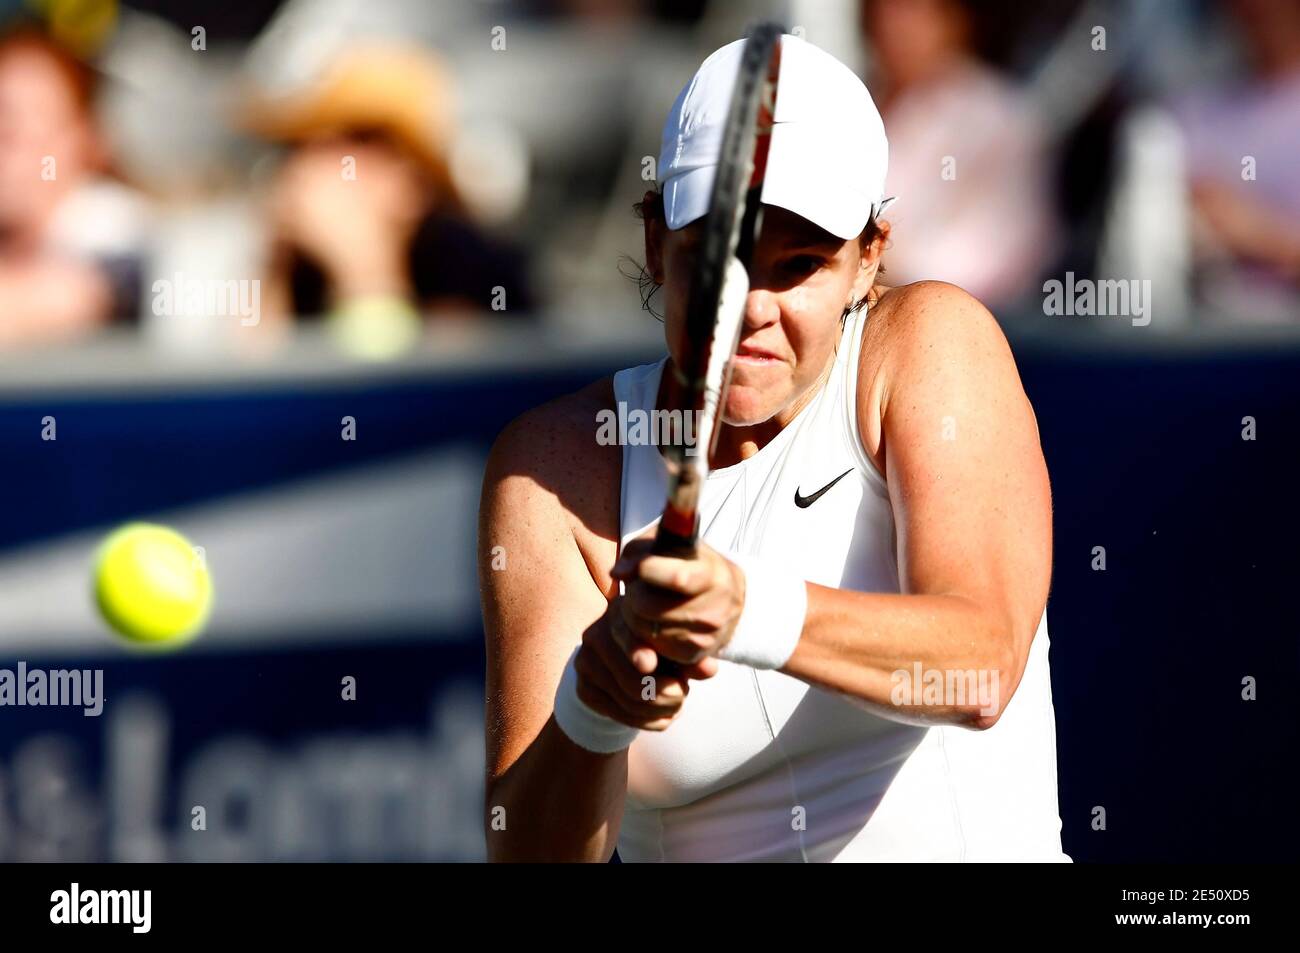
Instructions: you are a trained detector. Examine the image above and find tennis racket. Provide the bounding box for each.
[652,22,784,670]
[655,18,774,556]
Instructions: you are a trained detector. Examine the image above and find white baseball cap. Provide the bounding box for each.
[657,34,893,241]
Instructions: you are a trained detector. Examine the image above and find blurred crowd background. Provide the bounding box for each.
[1,0,1297,863]
[0,0,1296,356]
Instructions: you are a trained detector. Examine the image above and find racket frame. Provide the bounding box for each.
[653,22,785,560]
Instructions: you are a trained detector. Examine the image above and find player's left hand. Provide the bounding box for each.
[610,528,745,667]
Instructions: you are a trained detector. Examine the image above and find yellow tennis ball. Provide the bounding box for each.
[327,296,422,361]
[93,523,213,646]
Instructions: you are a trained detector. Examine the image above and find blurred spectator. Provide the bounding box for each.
[1171,0,1300,323]
[244,43,535,334]
[0,27,148,349]
[861,0,1057,312]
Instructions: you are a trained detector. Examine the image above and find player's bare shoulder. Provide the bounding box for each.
[856,281,1021,467]
[872,278,1008,355]
[479,377,623,595]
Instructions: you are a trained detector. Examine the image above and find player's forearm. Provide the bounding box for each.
[781,584,1021,729]
[485,717,627,862]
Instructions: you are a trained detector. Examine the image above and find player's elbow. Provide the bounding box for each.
[953,681,1007,731]
[955,619,1025,731]
[954,681,1008,731]
[961,705,1004,732]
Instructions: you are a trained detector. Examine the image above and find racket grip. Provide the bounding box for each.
[656,660,683,680]
[650,526,694,678]
[652,525,696,558]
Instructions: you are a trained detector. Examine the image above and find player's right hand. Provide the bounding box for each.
[574,596,718,731]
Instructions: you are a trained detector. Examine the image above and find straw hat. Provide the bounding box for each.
[242,43,459,207]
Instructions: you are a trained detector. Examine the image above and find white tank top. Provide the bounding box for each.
[613,304,1069,862]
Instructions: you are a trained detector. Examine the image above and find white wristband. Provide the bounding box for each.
[717,553,807,670]
[552,646,639,754]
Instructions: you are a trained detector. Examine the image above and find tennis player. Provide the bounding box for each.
[480,34,1068,862]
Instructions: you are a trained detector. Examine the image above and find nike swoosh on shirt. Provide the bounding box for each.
[794,468,854,508]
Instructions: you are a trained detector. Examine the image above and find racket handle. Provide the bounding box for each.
[649,525,695,679]
[656,660,683,681]
[651,524,697,558]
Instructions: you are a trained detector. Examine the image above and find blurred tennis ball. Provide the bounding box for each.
[93,523,212,647]
[327,296,422,361]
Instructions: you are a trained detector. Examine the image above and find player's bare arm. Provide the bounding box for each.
[479,382,712,861]
[789,280,1052,727]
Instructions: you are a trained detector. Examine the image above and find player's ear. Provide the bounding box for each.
[851,219,890,301]
[642,190,665,283]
